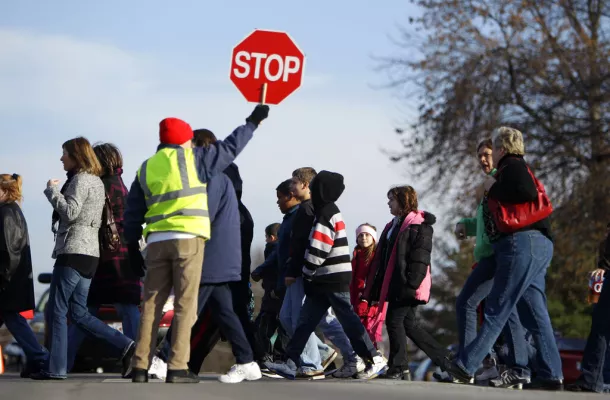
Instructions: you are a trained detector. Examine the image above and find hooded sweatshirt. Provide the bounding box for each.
[302,171,352,292]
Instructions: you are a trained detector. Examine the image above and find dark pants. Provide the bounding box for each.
[0,312,48,367]
[577,277,610,392]
[230,281,265,361]
[386,303,448,369]
[286,291,377,366]
[160,283,253,365]
[45,266,132,378]
[254,292,285,361]
[187,307,222,374]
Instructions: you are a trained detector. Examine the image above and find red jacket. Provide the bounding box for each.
[350,248,373,306]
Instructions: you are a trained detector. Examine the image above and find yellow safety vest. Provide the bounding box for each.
[137,147,210,239]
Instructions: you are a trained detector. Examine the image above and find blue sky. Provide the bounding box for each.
[1,1,435,298]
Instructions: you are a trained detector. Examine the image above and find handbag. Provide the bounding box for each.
[488,165,553,233]
[100,192,121,253]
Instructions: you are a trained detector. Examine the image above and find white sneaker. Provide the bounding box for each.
[321,350,338,370]
[148,356,167,381]
[475,365,499,382]
[332,356,366,378]
[356,355,388,380]
[218,362,262,384]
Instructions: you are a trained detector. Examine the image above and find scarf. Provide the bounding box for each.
[51,170,76,236]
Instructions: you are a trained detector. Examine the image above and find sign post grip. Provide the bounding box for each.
[260,82,268,105]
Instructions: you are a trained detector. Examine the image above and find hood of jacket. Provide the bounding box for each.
[422,211,436,226]
[310,170,345,211]
[223,163,243,201]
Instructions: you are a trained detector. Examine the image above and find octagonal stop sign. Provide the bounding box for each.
[230,29,305,105]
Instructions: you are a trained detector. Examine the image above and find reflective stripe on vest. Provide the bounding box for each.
[138,147,210,239]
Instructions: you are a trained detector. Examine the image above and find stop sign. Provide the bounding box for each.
[230,29,305,105]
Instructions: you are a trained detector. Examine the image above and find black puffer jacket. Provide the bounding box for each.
[369,212,435,305]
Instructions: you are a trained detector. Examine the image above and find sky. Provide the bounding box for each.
[0,1,436,298]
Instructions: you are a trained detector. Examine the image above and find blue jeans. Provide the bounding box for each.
[457,231,562,380]
[578,276,610,392]
[456,255,539,377]
[286,290,377,366]
[66,303,140,371]
[318,307,357,363]
[44,266,133,378]
[0,312,48,366]
[279,278,328,372]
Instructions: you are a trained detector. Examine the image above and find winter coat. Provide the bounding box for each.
[0,202,35,313]
[275,205,299,294]
[484,154,552,242]
[45,172,105,259]
[364,211,435,306]
[303,171,352,293]
[252,242,279,292]
[350,247,373,307]
[87,171,142,306]
[286,199,315,279]
[200,173,242,284]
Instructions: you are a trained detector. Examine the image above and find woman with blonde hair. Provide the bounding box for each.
[0,173,49,377]
[32,137,135,380]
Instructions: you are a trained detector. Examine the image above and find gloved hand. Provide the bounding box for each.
[356,300,369,317]
[246,105,270,126]
[127,242,146,278]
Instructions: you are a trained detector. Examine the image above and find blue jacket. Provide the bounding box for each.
[275,205,299,293]
[200,173,241,284]
[123,122,256,243]
[251,241,278,292]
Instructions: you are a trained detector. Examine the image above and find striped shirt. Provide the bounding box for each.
[303,206,352,292]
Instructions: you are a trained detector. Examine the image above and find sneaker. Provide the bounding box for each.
[321,350,338,371]
[475,365,499,382]
[489,369,531,389]
[296,369,325,380]
[219,362,262,383]
[121,341,136,378]
[265,359,298,380]
[355,355,388,380]
[332,356,366,378]
[148,356,167,380]
[524,379,564,391]
[565,382,597,393]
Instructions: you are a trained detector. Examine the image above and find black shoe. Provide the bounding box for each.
[489,370,531,389]
[524,379,564,391]
[30,372,66,381]
[166,369,200,383]
[21,361,44,378]
[131,368,148,383]
[121,341,136,378]
[443,361,474,384]
[381,367,410,380]
[565,382,598,393]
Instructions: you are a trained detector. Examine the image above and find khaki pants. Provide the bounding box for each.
[133,237,204,370]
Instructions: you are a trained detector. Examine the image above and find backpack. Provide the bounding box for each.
[100,192,121,252]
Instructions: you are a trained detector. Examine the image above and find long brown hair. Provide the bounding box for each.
[0,174,23,203]
[388,185,418,217]
[63,137,102,176]
[355,223,377,262]
[93,143,123,177]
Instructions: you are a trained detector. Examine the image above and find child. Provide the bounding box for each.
[251,223,282,362]
[351,224,385,349]
[268,170,388,380]
[360,185,449,381]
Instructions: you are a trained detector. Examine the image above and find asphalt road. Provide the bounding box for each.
[0,373,604,400]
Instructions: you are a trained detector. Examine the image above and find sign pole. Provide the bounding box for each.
[260,82,268,105]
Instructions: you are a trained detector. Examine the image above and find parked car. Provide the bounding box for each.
[31,272,174,372]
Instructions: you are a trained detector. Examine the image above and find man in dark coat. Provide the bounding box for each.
[0,178,49,376]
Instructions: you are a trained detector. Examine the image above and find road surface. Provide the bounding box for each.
[0,373,604,399]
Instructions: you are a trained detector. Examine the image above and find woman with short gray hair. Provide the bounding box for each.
[445,126,563,390]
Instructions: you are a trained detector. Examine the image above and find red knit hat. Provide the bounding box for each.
[159,118,194,145]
